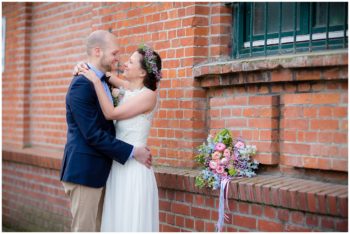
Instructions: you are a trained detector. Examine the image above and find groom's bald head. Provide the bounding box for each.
[85,30,119,73]
[86,30,117,56]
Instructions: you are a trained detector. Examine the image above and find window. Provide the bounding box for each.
[232,2,348,58]
[2,17,5,72]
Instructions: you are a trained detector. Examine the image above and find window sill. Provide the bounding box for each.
[193,50,348,88]
[2,147,62,170]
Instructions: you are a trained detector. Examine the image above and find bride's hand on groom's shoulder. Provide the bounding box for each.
[105,72,113,78]
[78,69,100,84]
[73,61,88,76]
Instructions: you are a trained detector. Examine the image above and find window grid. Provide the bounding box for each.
[232,2,348,59]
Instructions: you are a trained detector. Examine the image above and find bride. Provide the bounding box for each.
[77,45,161,232]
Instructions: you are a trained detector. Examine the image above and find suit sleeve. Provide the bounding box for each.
[69,76,133,165]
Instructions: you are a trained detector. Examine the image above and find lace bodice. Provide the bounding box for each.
[114,87,156,147]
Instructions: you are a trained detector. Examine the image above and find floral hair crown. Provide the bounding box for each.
[139,44,162,81]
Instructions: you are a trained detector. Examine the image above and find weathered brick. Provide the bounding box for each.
[258,220,284,232]
[233,215,257,230]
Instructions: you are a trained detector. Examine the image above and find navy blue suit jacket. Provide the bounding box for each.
[60,75,133,188]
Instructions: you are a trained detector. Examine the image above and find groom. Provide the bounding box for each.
[60,30,152,232]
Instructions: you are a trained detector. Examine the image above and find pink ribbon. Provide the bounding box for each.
[216,178,231,232]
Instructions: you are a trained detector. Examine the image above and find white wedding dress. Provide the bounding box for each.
[101,87,159,232]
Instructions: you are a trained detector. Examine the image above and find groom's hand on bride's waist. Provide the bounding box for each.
[133,146,152,169]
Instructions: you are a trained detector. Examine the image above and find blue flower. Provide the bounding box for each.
[213,180,221,190]
[202,170,211,180]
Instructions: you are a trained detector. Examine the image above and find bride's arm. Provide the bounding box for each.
[106,72,130,90]
[79,69,157,121]
[74,62,131,89]
[108,89,157,120]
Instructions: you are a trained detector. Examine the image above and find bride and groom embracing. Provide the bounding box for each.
[60,30,162,232]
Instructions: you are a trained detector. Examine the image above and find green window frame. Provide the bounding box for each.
[232,2,348,58]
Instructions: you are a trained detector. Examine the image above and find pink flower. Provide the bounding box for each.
[223,149,231,158]
[220,158,228,165]
[111,88,120,98]
[209,160,218,170]
[234,141,245,149]
[216,166,224,174]
[215,143,226,152]
[212,151,222,160]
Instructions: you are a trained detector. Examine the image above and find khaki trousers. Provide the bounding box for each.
[62,182,105,232]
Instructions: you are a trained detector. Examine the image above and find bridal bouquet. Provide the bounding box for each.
[194,129,259,231]
[195,129,259,189]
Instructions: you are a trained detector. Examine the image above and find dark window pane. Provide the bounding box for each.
[314,3,327,27]
[330,3,345,26]
[267,3,279,33]
[282,3,300,31]
[253,3,265,35]
[315,2,346,28]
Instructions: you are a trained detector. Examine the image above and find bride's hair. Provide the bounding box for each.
[137,47,162,91]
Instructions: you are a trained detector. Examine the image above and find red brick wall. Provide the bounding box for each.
[281,90,347,171]
[28,3,94,149]
[3,2,227,167]
[2,160,70,231]
[1,2,239,167]
[2,151,348,232]
[207,76,348,176]
[155,169,347,232]
[2,2,32,148]
[158,189,347,232]
[196,54,348,182]
[2,2,348,232]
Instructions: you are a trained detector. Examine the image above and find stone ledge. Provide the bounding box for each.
[193,50,348,88]
[2,147,62,170]
[154,166,348,218]
[3,148,348,218]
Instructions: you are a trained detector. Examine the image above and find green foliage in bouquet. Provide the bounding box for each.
[214,128,233,146]
[194,143,209,167]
